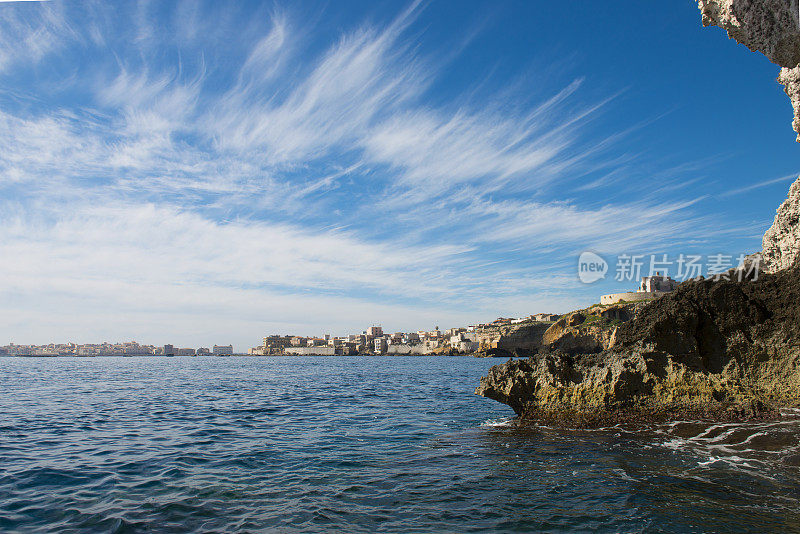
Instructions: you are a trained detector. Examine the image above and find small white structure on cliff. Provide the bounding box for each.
[601,273,678,305]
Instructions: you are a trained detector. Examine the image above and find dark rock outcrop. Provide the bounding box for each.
[476,267,800,426]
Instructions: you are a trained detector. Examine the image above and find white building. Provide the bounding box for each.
[639,273,679,293]
[601,273,679,305]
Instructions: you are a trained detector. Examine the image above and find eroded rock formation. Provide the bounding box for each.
[698,0,800,66]
[540,304,641,355]
[763,176,800,271]
[472,321,553,358]
[476,266,800,426]
[699,0,800,139]
[778,66,800,139]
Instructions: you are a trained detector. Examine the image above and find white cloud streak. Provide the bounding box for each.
[0,1,728,346]
[719,172,799,197]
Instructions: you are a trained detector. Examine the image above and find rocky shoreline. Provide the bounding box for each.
[476,0,800,426]
[477,265,800,426]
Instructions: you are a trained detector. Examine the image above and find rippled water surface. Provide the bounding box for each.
[2,356,800,533]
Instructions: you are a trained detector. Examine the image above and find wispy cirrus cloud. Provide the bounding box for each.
[719,171,799,197]
[0,202,471,295]
[0,1,72,72]
[0,0,735,347]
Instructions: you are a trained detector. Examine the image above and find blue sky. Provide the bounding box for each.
[0,0,796,350]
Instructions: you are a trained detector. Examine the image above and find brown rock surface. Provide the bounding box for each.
[476,267,800,426]
[541,305,641,356]
[473,321,553,358]
[698,0,800,67]
[762,175,800,272]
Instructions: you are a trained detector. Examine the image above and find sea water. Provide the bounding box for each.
[1,356,799,533]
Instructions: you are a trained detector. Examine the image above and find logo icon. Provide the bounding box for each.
[578,251,607,284]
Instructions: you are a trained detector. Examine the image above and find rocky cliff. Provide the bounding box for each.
[476,265,800,426]
[473,321,553,357]
[469,305,641,358]
[540,303,643,355]
[475,1,800,426]
[763,176,800,272]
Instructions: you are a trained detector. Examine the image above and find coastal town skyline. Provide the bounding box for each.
[0,311,561,355]
[1,0,798,349]
[1,269,689,353]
